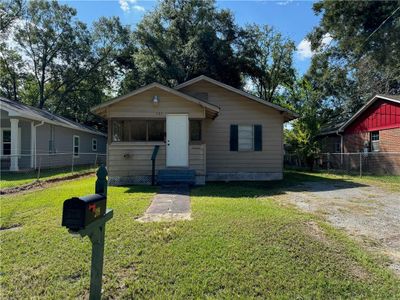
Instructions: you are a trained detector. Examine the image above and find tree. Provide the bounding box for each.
[0,0,23,34]
[122,0,242,89]
[307,1,400,118]
[285,79,322,170]
[237,24,296,103]
[0,46,25,101]
[1,0,130,128]
[13,0,90,108]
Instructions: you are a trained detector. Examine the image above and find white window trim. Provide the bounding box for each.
[370,131,380,152]
[1,128,21,156]
[73,135,80,158]
[92,138,97,152]
[238,124,254,151]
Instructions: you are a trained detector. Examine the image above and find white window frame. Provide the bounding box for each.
[1,128,21,156]
[370,131,380,152]
[238,125,254,151]
[73,135,80,157]
[92,138,98,152]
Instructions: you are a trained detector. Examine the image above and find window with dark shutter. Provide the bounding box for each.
[254,125,262,151]
[230,124,238,151]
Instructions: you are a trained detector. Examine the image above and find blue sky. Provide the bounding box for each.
[61,0,321,74]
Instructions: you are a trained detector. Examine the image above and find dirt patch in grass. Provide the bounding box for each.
[0,172,94,195]
[304,221,329,244]
[0,223,22,231]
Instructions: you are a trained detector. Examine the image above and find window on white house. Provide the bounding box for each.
[238,125,253,151]
[2,130,11,155]
[334,142,341,153]
[190,120,202,141]
[73,135,80,157]
[370,131,380,152]
[92,138,97,151]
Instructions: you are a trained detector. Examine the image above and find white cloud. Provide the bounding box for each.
[119,0,145,13]
[297,39,313,60]
[119,0,130,12]
[276,0,293,6]
[296,33,333,60]
[132,5,145,12]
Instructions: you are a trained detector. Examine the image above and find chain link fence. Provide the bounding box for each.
[284,152,400,176]
[1,152,107,190]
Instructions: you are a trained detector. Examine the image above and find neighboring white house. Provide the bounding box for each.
[0,97,107,171]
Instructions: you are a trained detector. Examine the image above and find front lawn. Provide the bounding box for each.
[1,175,399,299]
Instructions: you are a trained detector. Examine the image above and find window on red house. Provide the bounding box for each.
[370,131,380,152]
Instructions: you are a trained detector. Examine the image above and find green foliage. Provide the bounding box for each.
[1,0,298,126]
[237,24,296,103]
[307,1,400,119]
[124,0,242,89]
[285,79,321,170]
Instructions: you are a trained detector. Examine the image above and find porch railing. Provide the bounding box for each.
[151,145,160,186]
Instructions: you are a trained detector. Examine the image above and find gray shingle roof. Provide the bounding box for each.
[0,97,106,136]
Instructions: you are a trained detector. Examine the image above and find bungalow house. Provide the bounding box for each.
[1,97,107,171]
[318,94,400,174]
[91,75,297,185]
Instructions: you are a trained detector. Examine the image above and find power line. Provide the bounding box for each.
[362,6,400,47]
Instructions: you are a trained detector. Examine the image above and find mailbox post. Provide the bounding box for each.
[62,165,113,300]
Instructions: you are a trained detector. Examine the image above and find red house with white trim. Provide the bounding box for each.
[318,94,400,174]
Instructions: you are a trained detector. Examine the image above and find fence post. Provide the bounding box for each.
[327,153,330,172]
[37,155,42,181]
[359,152,362,177]
[71,154,74,174]
[94,153,98,169]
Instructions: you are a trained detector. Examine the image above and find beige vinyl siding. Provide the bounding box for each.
[180,81,284,173]
[106,87,205,119]
[108,143,206,177]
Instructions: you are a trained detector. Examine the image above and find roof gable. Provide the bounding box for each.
[91,82,220,118]
[175,75,298,121]
[339,94,400,132]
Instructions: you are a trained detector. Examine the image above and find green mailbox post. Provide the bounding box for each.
[62,165,113,300]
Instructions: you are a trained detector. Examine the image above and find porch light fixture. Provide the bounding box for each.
[152,95,159,105]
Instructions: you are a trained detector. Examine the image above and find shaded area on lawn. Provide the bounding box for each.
[193,170,368,198]
[1,175,399,299]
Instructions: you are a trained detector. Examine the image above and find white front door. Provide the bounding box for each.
[166,114,189,167]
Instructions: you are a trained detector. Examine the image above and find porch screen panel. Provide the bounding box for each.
[112,120,124,142]
[148,120,165,141]
[130,120,147,141]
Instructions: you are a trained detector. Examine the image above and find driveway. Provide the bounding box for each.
[278,180,400,275]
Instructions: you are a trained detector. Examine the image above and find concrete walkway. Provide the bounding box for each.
[136,185,191,222]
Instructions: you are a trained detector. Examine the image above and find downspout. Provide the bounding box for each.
[33,121,44,169]
[336,130,344,166]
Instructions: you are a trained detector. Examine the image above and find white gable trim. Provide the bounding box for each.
[91,82,220,115]
[338,94,400,132]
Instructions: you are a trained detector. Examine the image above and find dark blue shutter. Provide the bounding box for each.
[230,125,238,151]
[254,125,262,151]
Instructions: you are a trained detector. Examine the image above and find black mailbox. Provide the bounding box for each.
[62,194,107,231]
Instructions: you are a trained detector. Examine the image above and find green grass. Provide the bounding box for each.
[1,174,399,299]
[284,169,400,192]
[0,165,96,189]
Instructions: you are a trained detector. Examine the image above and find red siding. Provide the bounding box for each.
[346,100,400,134]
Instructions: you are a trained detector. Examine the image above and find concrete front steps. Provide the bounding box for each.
[157,168,196,186]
